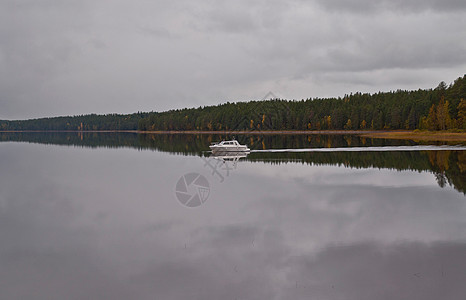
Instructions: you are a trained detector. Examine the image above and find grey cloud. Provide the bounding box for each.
[201,8,258,34]
[0,0,92,117]
[319,42,466,72]
[196,0,292,34]
[139,26,174,39]
[314,0,466,13]
[1,0,466,119]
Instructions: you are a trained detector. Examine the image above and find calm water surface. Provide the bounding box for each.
[0,133,465,299]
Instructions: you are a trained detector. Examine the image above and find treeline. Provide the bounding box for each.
[0,112,149,131]
[138,75,466,131]
[1,75,465,132]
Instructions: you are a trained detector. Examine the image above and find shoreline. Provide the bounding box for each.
[0,129,388,134]
[359,130,466,142]
[1,129,466,141]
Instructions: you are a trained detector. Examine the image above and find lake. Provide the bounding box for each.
[1,132,465,299]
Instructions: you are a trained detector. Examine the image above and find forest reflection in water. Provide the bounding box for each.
[1,132,466,299]
[1,132,465,194]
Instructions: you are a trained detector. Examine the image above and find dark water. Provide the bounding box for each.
[0,132,465,299]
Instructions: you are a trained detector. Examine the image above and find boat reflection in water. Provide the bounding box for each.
[203,150,250,182]
[209,150,250,168]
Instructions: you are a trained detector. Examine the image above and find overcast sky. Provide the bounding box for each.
[1,0,466,119]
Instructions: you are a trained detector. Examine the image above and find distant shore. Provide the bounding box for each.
[1,129,466,141]
[1,129,377,134]
[359,130,466,142]
[139,129,466,141]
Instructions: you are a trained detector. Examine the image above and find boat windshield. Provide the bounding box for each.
[212,140,241,146]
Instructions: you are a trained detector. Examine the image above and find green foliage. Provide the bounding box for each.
[457,99,466,129]
[0,112,150,131]
[136,75,466,132]
[1,75,466,132]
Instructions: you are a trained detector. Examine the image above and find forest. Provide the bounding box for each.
[1,75,465,132]
[138,75,466,131]
[0,112,149,131]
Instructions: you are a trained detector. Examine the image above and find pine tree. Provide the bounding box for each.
[427,104,437,130]
[457,99,466,129]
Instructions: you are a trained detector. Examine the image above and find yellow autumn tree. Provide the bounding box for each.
[360,120,366,129]
[436,96,451,130]
[344,119,352,130]
[325,116,332,129]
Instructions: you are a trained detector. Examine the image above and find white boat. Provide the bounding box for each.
[209,140,250,153]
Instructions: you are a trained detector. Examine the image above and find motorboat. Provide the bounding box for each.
[209,140,250,153]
